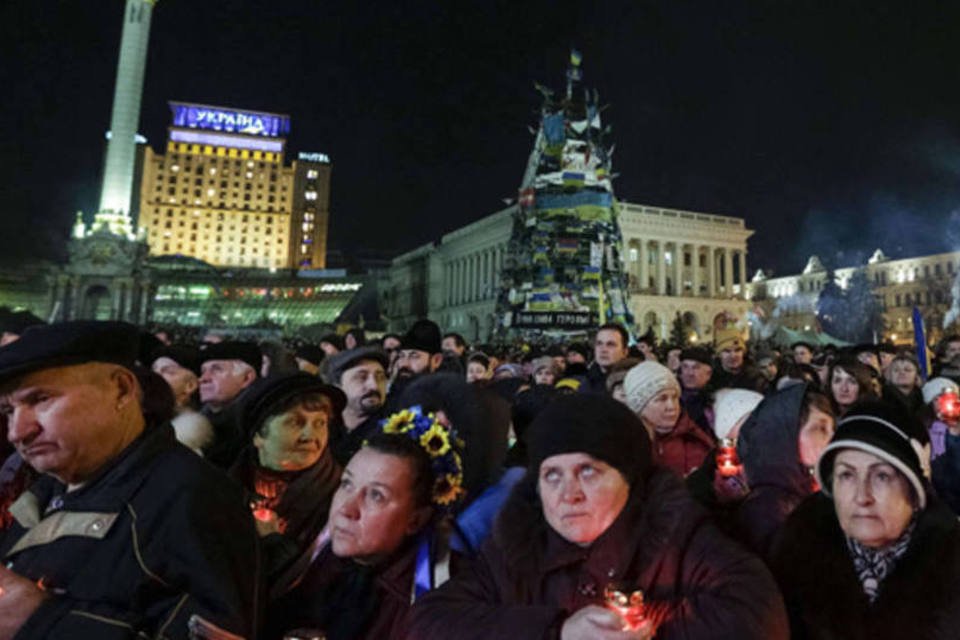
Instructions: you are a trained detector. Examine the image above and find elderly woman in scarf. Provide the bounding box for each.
[772,402,960,639]
[409,394,787,639]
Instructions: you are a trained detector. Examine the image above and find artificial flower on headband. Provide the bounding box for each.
[379,405,465,509]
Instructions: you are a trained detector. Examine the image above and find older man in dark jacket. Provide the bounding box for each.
[0,321,259,640]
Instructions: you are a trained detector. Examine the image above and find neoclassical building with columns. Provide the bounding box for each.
[745,249,960,346]
[381,200,753,342]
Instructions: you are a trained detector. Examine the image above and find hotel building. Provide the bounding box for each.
[137,102,331,269]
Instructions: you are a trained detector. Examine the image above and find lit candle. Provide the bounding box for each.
[716,438,741,477]
[604,584,645,631]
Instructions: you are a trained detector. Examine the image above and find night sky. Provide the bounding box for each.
[4,1,960,275]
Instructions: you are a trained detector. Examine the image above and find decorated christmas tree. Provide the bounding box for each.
[495,51,634,340]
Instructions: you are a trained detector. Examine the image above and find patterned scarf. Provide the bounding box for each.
[845,518,916,603]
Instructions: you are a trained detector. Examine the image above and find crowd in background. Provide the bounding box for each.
[0,307,958,639]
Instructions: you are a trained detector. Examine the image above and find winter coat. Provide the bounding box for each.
[229,447,341,596]
[0,423,260,639]
[932,430,960,515]
[581,361,609,394]
[201,388,253,469]
[265,537,432,640]
[710,364,769,393]
[408,468,789,640]
[652,411,715,477]
[734,383,818,560]
[681,385,714,434]
[331,409,384,466]
[772,492,960,640]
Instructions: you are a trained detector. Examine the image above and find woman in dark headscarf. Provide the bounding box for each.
[410,394,788,639]
[734,383,836,559]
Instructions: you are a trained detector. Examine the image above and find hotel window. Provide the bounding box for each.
[305,191,317,201]
[307,169,318,179]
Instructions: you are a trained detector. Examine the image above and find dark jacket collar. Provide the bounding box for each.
[31,423,179,514]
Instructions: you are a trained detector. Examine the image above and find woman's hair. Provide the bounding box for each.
[256,391,331,437]
[364,433,434,509]
[798,388,835,426]
[828,356,880,405]
[133,366,176,429]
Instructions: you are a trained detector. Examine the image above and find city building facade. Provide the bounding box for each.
[382,201,753,342]
[136,102,331,270]
[745,249,960,345]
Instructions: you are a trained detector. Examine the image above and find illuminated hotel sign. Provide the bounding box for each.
[170,102,291,138]
[298,152,331,163]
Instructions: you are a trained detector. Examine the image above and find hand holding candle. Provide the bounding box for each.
[0,565,48,640]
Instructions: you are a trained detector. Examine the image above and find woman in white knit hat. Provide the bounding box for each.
[624,361,715,477]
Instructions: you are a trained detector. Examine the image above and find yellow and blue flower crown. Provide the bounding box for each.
[379,405,465,509]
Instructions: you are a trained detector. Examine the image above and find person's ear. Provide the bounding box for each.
[183,375,198,396]
[111,367,140,409]
[430,353,444,372]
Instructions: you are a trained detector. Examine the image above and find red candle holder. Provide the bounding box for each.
[716,437,741,477]
[604,583,645,631]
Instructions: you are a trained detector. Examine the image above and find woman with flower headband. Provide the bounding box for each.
[264,405,465,640]
[409,393,788,640]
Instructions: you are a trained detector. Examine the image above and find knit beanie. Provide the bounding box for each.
[713,388,764,439]
[526,394,652,487]
[680,345,714,366]
[922,377,959,405]
[715,327,746,352]
[623,361,681,414]
[816,401,929,509]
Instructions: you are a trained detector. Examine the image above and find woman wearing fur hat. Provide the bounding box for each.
[772,402,960,639]
[623,361,715,477]
[409,394,788,640]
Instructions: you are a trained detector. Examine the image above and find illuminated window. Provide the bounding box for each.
[307,169,318,179]
[305,191,317,201]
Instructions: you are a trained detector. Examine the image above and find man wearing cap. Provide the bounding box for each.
[150,344,214,455]
[198,340,262,468]
[229,371,345,594]
[326,346,390,465]
[0,321,258,639]
[711,328,767,393]
[294,343,325,376]
[680,345,716,433]
[391,319,444,397]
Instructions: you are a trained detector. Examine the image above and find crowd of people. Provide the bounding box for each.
[0,309,959,639]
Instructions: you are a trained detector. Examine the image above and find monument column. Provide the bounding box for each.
[98,0,158,235]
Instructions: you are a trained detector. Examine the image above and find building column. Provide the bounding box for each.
[739,250,748,297]
[692,246,701,297]
[639,240,649,292]
[656,241,666,295]
[673,243,683,297]
[707,246,716,297]
[723,248,734,297]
